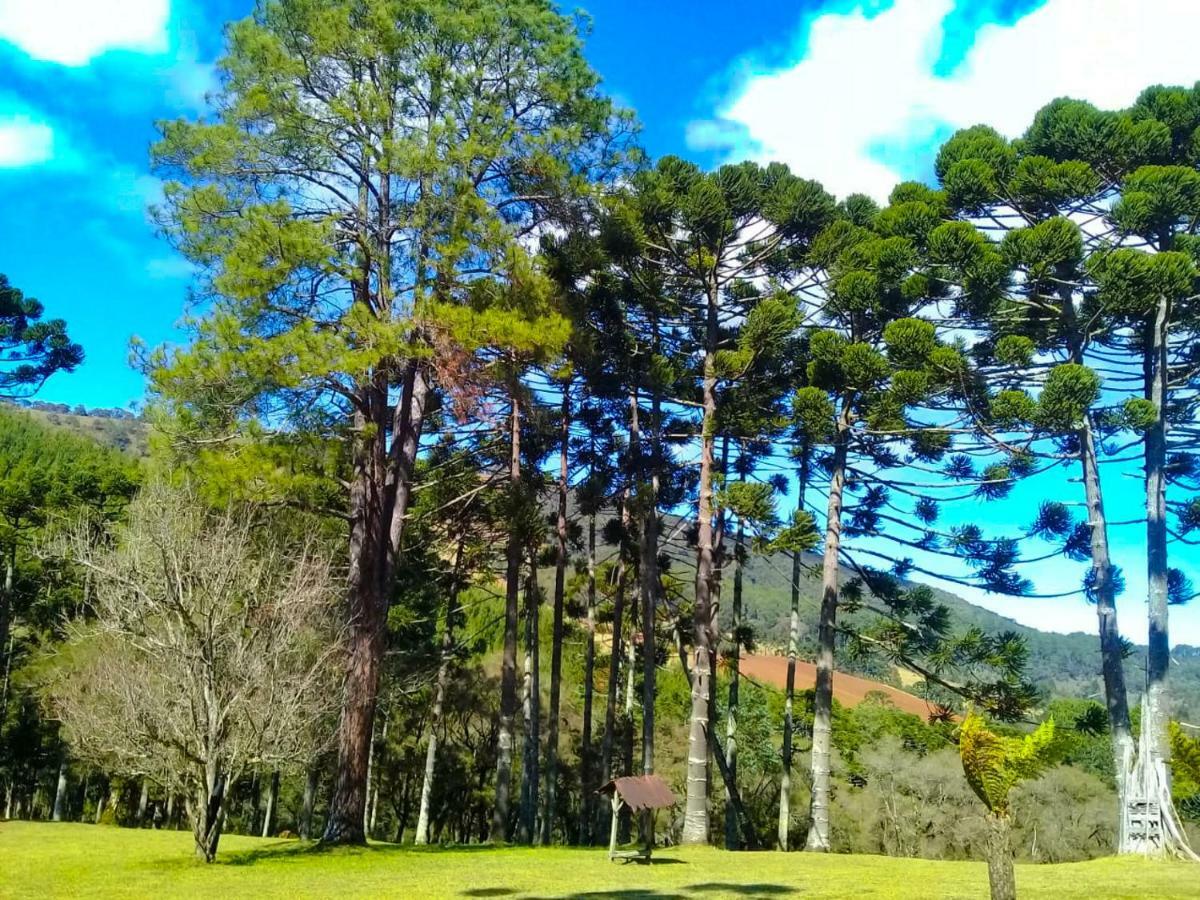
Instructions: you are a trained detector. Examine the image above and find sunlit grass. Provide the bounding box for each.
[1,821,1194,899]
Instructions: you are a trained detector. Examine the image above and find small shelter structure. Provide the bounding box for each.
[597,775,676,862]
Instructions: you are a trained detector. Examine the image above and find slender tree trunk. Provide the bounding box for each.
[682,279,721,845]
[0,632,13,731]
[0,556,12,728]
[416,540,464,846]
[136,779,150,828]
[493,384,523,843]
[541,386,570,845]
[640,377,661,787]
[806,413,850,853]
[51,758,68,823]
[165,792,175,830]
[724,518,744,850]
[779,453,809,850]
[249,769,262,836]
[619,600,636,844]
[984,812,1016,900]
[1079,419,1135,851]
[300,766,319,840]
[92,787,104,825]
[325,364,429,845]
[578,509,598,845]
[261,770,280,838]
[518,549,541,844]
[1144,299,1171,777]
[598,500,628,840]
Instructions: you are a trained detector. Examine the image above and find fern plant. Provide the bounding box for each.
[958,711,1061,900]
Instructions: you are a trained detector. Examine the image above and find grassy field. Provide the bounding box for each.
[1,821,1195,899]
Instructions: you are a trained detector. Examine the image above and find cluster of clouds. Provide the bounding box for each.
[689,0,1200,200]
[0,0,209,170]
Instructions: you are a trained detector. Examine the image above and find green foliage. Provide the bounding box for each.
[0,274,83,400]
[1035,364,1100,431]
[958,711,1062,816]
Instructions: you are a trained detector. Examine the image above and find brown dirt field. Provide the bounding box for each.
[738,654,940,719]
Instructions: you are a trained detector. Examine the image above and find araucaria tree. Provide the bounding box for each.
[0,274,82,399]
[149,0,627,845]
[935,85,1200,855]
[43,482,338,862]
[611,157,837,844]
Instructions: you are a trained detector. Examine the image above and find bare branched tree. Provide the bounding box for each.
[40,482,340,861]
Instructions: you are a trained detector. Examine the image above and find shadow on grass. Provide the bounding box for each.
[685,884,794,896]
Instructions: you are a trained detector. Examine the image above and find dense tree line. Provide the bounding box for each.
[3,2,1200,887]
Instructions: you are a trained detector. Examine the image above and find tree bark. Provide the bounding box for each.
[193,769,226,863]
[541,386,570,845]
[493,384,523,843]
[52,758,68,822]
[300,766,319,840]
[806,413,849,853]
[1078,418,1135,851]
[261,770,280,838]
[724,517,744,850]
[416,540,463,845]
[682,278,721,845]
[779,453,809,850]
[578,509,598,845]
[325,364,429,845]
[640,381,661,787]
[985,812,1017,900]
[518,549,541,844]
[1144,299,1171,779]
[598,499,628,840]
[136,779,150,828]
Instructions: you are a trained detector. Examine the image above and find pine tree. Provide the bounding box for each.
[0,274,82,400]
[148,0,627,845]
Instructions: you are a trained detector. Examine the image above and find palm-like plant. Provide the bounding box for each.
[958,712,1060,900]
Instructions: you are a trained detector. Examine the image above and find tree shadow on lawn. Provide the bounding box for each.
[220,839,512,867]
[509,880,794,900]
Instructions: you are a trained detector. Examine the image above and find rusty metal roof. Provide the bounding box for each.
[597,775,676,811]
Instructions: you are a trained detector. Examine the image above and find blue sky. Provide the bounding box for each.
[1,0,1198,643]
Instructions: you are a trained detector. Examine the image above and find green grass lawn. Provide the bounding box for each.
[1,821,1195,899]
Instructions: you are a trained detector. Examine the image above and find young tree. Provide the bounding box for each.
[0,274,82,400]
[958,712,1061,900]
[148,0,629,845]
[43,483,338,861]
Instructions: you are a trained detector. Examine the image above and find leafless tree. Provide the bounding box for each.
[41,482,340,861]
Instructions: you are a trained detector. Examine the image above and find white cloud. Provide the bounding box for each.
[0,0,169,66]
[691,0,1200,200]
[0,112,52,167]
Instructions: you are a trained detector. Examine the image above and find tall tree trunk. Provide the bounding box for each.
[640,377,661,786]
[52,758,68,823]
[416,539,464,846]
[518,549,541,844]
[598,500,628,840]
[806,413,850,853]
[493,384,523,843]
[93,786,104,825]
[619,600,636,844]
[724,517,744,850]
[300,766,319,840]
[261,770,280,838]
[0,551,12,727]
[682,279,721,845]
[673,624,757,850]
[325,364,429,845]
[541,386,570,845]
[578,509,598,845]
[1144,299,1171,776]
[779,452,809,850]
[1079,419,1135,851]
[249,769,262,836]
